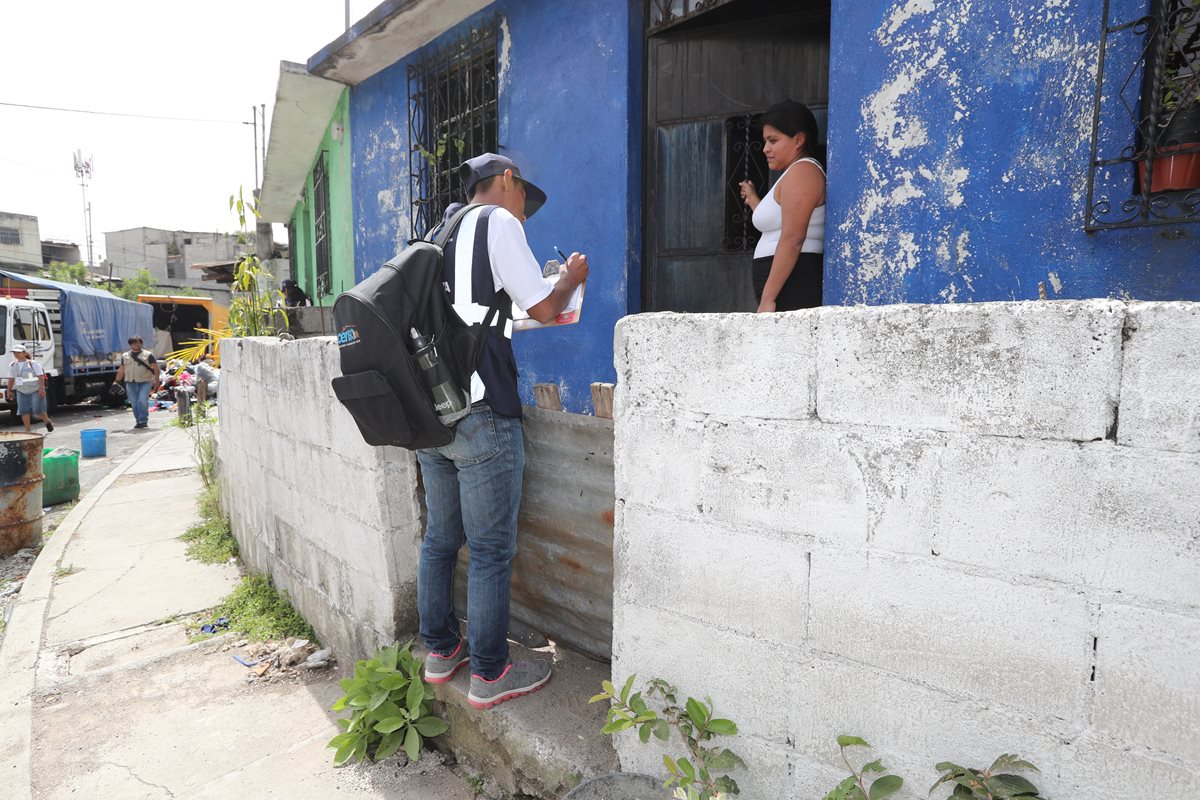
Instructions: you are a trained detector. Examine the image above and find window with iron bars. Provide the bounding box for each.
[1086,0,1200,229]
[287,221,297,283]
[313,152,332,297]
[0,227,20,245]
[407,16,499,241]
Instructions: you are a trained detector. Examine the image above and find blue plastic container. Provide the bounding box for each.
[80,428,107,458]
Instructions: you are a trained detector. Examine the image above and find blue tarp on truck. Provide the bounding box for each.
[0,271,154,375]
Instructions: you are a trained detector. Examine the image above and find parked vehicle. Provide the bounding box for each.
[0,271,154,410]
[137,294,229,365]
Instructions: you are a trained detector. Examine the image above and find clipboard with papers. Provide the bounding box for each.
[512,260,586,332]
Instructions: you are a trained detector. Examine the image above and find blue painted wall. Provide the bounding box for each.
[349,0,643,414]
[825,0,1200,304]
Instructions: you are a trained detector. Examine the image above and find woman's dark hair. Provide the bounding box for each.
[762,99,821,160]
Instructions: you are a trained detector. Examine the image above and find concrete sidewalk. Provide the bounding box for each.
[0,427,474,800]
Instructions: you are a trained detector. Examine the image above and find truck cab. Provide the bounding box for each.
[0,296,58,384]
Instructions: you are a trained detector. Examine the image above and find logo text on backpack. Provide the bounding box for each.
[337,326,361,347]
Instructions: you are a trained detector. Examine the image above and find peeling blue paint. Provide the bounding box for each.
[826,0,1200,304]
[349,0,642,414]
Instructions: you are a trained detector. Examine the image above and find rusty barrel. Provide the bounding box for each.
[0,431,45,556]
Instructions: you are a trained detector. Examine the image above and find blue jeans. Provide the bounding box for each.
[417,405,524,680]
[127,381,152,425]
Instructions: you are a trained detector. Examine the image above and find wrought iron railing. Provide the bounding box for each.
[724,113,769,251]
[1086,0,1200,230]
[407,15,499,241]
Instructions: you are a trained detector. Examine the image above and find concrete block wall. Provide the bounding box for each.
[612,301,1200,800]
[218,336,421,664]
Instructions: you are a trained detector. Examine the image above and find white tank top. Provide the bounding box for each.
[752,157,825,259]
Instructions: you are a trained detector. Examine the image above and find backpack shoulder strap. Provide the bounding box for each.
[430,203,484,248]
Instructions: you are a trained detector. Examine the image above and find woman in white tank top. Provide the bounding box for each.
[739,100,826,312]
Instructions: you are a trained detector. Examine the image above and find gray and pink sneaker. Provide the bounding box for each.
[423,641,470,684]
[467,660,552,709]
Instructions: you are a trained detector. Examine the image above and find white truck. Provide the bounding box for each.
[0,272,154,410]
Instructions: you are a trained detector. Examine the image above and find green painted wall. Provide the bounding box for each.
[290,90,353,306]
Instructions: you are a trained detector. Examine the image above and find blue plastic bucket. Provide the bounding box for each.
[80,429,107,458]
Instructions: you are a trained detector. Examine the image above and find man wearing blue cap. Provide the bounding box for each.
[418,153,589,709]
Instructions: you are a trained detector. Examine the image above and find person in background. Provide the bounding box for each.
[192,356,220,402]
[739,99,826,312]
[114,336,160,429]
[281,279,311,307]
[5,344,53,434]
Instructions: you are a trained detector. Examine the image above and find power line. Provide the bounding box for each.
[0,100,252,125]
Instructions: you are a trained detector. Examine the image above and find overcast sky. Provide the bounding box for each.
[0,0,370,264]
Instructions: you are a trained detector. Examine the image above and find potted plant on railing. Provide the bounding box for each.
[1140,0,1200,192]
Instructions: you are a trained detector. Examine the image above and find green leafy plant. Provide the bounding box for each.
[416,132,467,169]
[592,675,744,800]
[822,736,903,800]
[327,641,449,765]
[931,754,1045,799]
[227,187,288,337]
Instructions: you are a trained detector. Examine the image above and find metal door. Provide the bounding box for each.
[644,0,831,312]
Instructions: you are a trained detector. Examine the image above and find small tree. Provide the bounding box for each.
[112,269,160,301]
[45,261,90,285]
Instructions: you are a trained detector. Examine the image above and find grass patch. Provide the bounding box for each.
[52,564,79,580]
[210,574,315,643]
[180,483,238,565]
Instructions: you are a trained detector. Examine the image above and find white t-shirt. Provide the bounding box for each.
[484,208,554,311]
[8,359,45,394]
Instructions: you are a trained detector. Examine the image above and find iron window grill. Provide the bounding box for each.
[1086,0,1200,230]
[313,152,332,297]
[286,222,297,282]
[724,113,770,251]
[0,227,20,245]
[648,0,736,33]
[407,16,499,241]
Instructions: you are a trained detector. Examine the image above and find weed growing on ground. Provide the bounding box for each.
[466,772,485,799]
[208,573,315,642]
[328,641,448,765]
[52,564,79,580]
[179,483,238,564]
[593,676,744,800]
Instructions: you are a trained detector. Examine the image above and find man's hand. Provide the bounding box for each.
[38,389,46,398]
[526,252,590,325]
[564,252,589,287]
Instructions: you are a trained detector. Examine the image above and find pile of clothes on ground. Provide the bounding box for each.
[150,359,220,406]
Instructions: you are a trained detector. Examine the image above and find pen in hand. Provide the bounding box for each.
[554,246,569,264]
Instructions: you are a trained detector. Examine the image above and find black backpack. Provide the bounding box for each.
[330,204,508,449]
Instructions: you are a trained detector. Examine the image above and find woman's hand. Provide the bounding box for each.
[739,180,760,210]
[756,298,777,314]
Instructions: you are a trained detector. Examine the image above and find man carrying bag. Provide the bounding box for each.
[114,336,160,429]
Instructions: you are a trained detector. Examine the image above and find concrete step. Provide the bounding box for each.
[431,642,618,799]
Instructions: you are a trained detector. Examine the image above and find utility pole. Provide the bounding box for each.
[73,150,95,268]
[346,0,350,29]
[252,106,260,191]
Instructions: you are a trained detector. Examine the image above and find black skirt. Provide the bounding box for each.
[752,252,823,311]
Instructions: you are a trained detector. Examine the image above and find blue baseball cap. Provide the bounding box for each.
[459,153,547,219]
